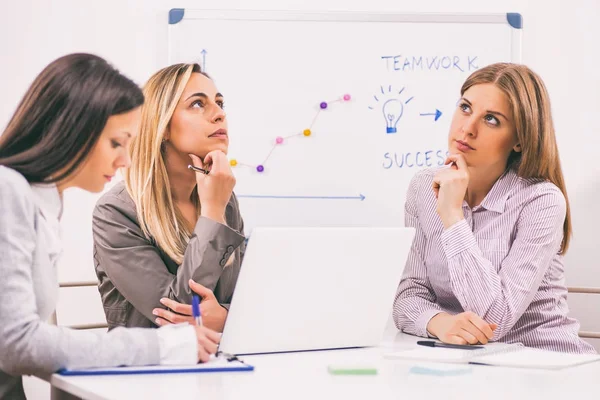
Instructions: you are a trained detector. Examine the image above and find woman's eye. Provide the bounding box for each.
[459,103,471,113]
[485,114,500,126]
[111,140,121,149]
[191,100,204,109]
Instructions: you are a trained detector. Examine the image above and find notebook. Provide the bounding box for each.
[58,355,254,376]
[385,343,600,370]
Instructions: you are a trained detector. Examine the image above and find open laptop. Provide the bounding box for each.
[219,226,415,355]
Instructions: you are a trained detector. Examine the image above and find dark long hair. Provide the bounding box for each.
[0,53,144,183]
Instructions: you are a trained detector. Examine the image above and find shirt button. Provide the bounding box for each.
[227,245,234,252]
[220,259,227,267]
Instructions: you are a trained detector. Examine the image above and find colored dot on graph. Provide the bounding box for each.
[230,94,350,172]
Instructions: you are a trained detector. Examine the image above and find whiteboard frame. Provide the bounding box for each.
[168,9,522,64]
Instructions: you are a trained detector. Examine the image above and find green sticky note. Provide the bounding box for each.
[327,365,378,375]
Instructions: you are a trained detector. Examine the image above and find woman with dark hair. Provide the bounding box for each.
[0,53,220,400]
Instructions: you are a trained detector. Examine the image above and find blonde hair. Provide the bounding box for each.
[125,63,206,264]
[461,63,571,253]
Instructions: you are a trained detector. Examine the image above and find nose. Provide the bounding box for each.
[211,105,226,124]
[115,152,131,169]
[461,115,478,138]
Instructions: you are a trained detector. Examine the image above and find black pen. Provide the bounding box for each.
[417,340,484,350]
[188,164,209,175]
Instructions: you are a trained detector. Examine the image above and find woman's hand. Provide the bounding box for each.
[189,151,235,224]
[426,311,497,345]
[192,325,221,363]
[153,279,228,332]
[432,153,469,228]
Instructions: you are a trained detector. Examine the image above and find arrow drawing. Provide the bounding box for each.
[237,194,366,201]
[419,109,443,121]
[200,49,207,71]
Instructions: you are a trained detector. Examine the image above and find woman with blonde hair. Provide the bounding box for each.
[92,63,245,332]
[394,63,595,353]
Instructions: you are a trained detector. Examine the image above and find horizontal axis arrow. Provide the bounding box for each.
[237,194,366,201]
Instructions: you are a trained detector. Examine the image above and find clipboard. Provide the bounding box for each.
[58,354,254,376]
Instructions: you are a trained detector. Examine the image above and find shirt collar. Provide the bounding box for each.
[466,168,520,214]
[30,183,63,221]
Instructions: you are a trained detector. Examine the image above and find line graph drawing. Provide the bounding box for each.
[229,94,352,173]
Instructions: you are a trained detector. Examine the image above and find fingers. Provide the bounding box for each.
[194,326,220,363]
[189,279,215,300]
[446,335,468,345]
[159,298,192,316]
[200,326,222,344]
[459,324,487,345]
[189,154,204,168]
[189,154,208,184]
[152,308,193,325]
[457,328,480,345]
[197,345,211,363]
[446,153,468,170]
[203,150,228,173]
[435,312,496,346]
[154,317,171,326]
[197,333,219,354]
[465,312,494,340]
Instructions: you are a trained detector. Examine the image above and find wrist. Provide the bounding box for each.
[440,209,464,229]
[426,312,449,337]
[200,207,226,224]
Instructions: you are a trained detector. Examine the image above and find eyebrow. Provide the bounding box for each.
[460,97,509,121]
[184,92,224,102]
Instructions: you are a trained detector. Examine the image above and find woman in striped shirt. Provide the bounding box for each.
[393,63,595,354]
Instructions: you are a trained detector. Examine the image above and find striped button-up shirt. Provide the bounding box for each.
[393,167,595,354]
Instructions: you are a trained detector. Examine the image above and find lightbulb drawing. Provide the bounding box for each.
[369,85,413,135]
[382,99,403,134]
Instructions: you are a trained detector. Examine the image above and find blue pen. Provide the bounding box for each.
[192,295,203,327]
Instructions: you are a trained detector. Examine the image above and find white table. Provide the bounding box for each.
[51,324,600,400]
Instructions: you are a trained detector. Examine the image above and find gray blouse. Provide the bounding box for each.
[92,181,246,329]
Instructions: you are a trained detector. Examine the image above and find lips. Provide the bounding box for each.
[209,128,228,138]
[456,140,475,150]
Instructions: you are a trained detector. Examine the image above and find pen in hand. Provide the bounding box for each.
[192,295,203,327]
[188,164,210,175]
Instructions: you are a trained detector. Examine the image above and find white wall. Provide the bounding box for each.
[1,1,598,397]
[2,0,598,281]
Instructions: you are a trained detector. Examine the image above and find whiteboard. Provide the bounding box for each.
[168,10,522,233]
